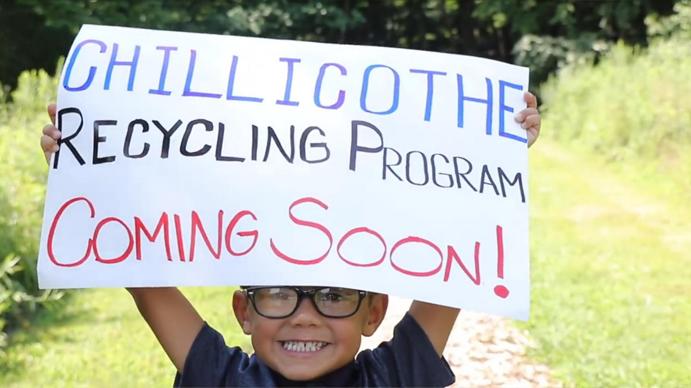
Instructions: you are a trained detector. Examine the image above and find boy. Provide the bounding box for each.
[41,92,541,386]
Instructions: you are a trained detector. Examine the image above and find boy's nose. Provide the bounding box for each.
[288,297,322,326]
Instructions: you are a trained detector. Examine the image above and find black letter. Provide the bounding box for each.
[431,153,453,188]
[349,120,383,171]
[406,151,429,186]
[215,123,245,162]
[251,125,259,161]
[263,125,295,163]
[124,119,150,158]
[479,165,500,195]
[382,147,403,181]
[181,119,212,157]
[53,107,86,168]
[453,156,477,191]
[299,126,330,163]
[93,120,117,164]
[153,119,183,158]
[498,167,525,203]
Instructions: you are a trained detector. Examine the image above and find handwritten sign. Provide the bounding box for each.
[38,24,531,319]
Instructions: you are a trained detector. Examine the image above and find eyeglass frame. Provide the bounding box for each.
[242,286,369,319]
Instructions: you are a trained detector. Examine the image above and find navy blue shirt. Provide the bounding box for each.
[175,313,455,387]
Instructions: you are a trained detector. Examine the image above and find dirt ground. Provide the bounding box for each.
[360,297,561,387]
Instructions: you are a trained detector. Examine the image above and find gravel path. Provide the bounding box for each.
[360,297,560,387]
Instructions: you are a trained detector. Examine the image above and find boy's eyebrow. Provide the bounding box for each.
[242,285,373,293]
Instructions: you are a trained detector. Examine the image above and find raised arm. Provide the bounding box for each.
[408,302,460,356]
[128,287,204,372]
[41,104,204,372]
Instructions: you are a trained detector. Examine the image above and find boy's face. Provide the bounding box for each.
[233,287,388,381]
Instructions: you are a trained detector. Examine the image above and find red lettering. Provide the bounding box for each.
[44,194,501,300]
[93,216,133,264]
[190,210,223,261]
[270,197,332,265]
[45,196,266,267]
[444,242,481,285]
[173,214,186,261]
[337,227,386,267]
[47,196,95,267]
[225,210,259,256]
[134,214,172,261]
[493,225,509,298]
[389,236,443,277]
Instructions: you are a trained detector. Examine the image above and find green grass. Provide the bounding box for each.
[523,140,691,386]
[0,287,249,387]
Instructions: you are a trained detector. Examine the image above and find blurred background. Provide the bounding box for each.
[0,0,689,386]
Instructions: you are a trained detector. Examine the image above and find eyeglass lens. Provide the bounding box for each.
[251,287,363,318]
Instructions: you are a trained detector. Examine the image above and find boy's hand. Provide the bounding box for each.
[515,92,541,147]
[40,103,61,165]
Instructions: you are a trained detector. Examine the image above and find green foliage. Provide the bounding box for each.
[473,0,677,84]
[22,0,364,41]
[512,33,610,86]
[540,27,691,181]
[646,0,691,40]
[0,1,74,90]
[0,66,62,351]
[1,0,684,88]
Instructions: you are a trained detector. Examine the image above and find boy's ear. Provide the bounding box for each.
[362,293,388,337]
[232,290,253,334]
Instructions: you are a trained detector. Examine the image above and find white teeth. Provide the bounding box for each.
[282,341,326,352]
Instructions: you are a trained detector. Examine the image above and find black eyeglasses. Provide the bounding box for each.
[243,286,368,319]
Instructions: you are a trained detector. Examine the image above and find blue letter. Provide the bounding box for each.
[62,39,107,92]
[410,69,446,121]
[457,75,493,134]
[498,80,527,143]
[226,55,263,103]
[276,57,301,106]
[183,49,222,99]
[361,65,399,115]
[149,46,177,96]
[104,43,140,91]
[314,63,347,110]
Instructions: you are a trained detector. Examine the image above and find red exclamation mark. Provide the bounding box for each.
[493,225,510,299]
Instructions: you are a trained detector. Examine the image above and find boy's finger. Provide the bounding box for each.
[514,108,538,122]
[42,124,61,140]
[48,103,57,126]
[40,134,59,153]
[521,114,541,130]
[523,92,538,109]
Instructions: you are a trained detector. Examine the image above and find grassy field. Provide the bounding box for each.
[524,140,691,386]
[0,287,248,387]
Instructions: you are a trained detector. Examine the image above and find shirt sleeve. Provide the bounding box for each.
[174,322,249,387]
[359,312,455,387]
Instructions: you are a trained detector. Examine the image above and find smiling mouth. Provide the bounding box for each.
[280,340,328,352]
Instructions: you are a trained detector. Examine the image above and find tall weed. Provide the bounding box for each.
[540,33,691,195]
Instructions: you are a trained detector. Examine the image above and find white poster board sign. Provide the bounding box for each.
[38,24,531,319]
